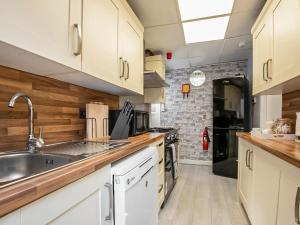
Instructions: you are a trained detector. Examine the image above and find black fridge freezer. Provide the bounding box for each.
[212,77,251,178]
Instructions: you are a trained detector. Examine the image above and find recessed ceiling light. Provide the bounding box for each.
[178,0,234,21]
[182,16,230,44]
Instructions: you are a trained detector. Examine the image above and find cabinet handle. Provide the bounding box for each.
[266,58,272,80]
[123,60,128,80]
[73,24,82,56]
[125,61,130,80]
[295,187,300,224]
[249,151,253,170]
[157,142,163,147]
[158,184,164,193]
[159,158,163,164]
[120,57,125,78]
[104,182,113,221]
[263,62,268,81]
[245,149,250,168]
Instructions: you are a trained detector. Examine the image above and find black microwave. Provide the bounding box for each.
[109,110,149,136]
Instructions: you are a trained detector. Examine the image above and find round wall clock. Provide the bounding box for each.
[190,70,206,87]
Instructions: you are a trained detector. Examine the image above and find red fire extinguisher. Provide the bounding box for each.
[202,127,210,151]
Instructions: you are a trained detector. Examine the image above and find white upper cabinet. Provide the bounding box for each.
[252,14,272,95]
[0,0,82,71]
[118,4,144,95]
[0,0,144,95]
[82,0,122,87]
[271,0,300,86]
[252,0,300,95]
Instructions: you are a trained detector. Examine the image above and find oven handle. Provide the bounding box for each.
[165,165,172,172]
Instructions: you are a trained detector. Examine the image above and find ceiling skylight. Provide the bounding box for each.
[182,16,230,44]
[178,0,235,21]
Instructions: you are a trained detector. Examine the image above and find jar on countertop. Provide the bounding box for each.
[273,118,294,134]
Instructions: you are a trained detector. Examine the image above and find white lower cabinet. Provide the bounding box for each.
[251,146,281,225]
[238,139,253,216]
[0,210,21,225]
[277,163,300,225]
[238,138,300,225]
[0,165,112,225]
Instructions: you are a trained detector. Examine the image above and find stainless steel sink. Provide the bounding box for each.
[0,152,82,186]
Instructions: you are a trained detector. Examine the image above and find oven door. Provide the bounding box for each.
[169,141,179,179]
[164,146,175,202]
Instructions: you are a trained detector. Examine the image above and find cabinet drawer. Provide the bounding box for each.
[158,157,164,173]
[158,170,165,208]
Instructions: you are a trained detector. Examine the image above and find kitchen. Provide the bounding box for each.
[1,0,300,224]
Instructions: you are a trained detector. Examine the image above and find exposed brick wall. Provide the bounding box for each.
[161,61,248,162]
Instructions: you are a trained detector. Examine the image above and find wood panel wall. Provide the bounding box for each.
[282,90,300,121]
[0,66,119,152]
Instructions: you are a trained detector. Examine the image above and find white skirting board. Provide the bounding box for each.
[179,159,212,166]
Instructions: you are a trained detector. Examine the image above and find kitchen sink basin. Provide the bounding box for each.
[0,152,82,186]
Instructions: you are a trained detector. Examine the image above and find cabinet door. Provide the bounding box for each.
[0,210,21,225]
[144,88,165,103]
[252,16,272,95]
[277,164,300,225]
[21,166,112,225]
[251,147,280,225]
[271,0,300,86]
[238,139,253,215]
[0,0,81,71]
[119,10,143,94]
[151,139,165,209]
[82,0,122,87]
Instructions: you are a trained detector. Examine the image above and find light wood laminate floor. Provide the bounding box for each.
[159,165,250,225]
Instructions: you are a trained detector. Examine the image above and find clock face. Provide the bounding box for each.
[190,70,206,86]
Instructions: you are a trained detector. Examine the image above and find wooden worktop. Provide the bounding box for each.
[0,133,165,217]
[237,132,300,168]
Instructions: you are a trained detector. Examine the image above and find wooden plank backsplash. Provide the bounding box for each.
[282,90,300,121]
[0,66,119,152]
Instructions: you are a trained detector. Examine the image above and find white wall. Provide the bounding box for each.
[253,95,282,129]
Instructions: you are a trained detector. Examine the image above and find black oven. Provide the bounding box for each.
[109,110,149,136]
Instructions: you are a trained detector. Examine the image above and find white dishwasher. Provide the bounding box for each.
[112,147,158,225]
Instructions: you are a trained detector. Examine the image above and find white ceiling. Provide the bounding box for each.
[128,0,266,70]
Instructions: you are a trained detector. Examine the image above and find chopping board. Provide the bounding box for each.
[86,103,109,139]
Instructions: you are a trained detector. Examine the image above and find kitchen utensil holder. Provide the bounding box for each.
[86,117,97,139]
[110,101,134,140]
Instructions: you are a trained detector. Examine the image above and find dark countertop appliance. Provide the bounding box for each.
[109,110,149,137]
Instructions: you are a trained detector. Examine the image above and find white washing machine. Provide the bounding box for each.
[112,147,158,225]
